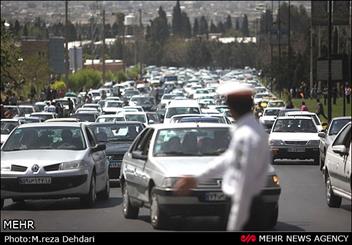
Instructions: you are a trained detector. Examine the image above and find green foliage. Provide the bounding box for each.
[67,68,102,92]
[126,65,140,80]
[105,71,116,82]
[50,80,66,91]
[116,71,127,82]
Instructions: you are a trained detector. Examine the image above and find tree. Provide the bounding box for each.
[67,68,102,92]
[193,18,199,36]
[112,12,125,36]
[199,16,208,36]
[225,15,232,30]
[235,18,240,30]
[241,14,249,36]
[148,7,169,44]
[14,20,20,37]
[217,21,225,34]
[23,23,29,36]
[172,0,182,36]
[210,20,217,33]
[66,20,77,41]
[181,12,192,38]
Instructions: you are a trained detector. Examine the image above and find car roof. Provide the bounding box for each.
[276,116,315,120]
[18,105,34,107]
[331,116,351,121]
[89,121,144,126]
[148,123,233,130]
[18,122,83,128]
[167,100,200,107]
[286,111,315,115]
[123,112,146,115]
[46,118,80,122]
[31,112,56,115]
[1,119,20,122]
[97,115,124,118]
[264,107,284,111]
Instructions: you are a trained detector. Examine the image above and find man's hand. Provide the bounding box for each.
[174,176,197,196]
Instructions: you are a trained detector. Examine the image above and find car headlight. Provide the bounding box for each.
[59,161,82,170]
[269,140,284,146]
[307,140,320,146]
[272,175,280,185]
[161,177,179,188]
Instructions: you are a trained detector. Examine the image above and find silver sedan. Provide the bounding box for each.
[120,123,281,229]
[1,122,110,209]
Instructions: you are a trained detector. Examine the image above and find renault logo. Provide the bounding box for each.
[31,164,40,173]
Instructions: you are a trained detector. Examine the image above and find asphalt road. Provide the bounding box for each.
[1,161,351,232]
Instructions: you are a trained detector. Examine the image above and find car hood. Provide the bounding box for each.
[1,150,87,166]
[105,142,132,155]
[270,132,320,141]
[152,156,276,177]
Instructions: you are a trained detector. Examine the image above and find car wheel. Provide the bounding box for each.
[264,204,278,228]
[326,174,342,208]
[121,181,139,219]
[150,187,169,230]
[97,178,110,201]
[80,174,96,208]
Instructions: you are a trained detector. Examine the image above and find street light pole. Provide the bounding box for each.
[327,0,332,122]
[65,0,69,80]
[102,8,106,84]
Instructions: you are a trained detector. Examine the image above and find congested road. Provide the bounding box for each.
[1,162,350,232]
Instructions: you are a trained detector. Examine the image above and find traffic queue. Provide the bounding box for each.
[1,66,351,230]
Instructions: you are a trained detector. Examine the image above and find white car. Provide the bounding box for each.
[96,115,126,123]
[254,92,270,105]
[123,112,148,125]
[163,100,201,124]
[160,94,175,107]
[1,119,22,146]
[267,100,286,109]
[285,111,326,132]
[259,107,282,133]
[323,122,351,208]
[18,105,35,117]
[269,116,320,164]
[102,100,124,114]
[82,103,102,114]
[1,122,110,209]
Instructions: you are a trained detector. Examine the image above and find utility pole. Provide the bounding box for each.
[65,0,69,80]
[327,0,332,122]
[288,0,291,88]
[278,0,281,91]
[270,0,273,92]
[310,9,314,98]
[138,9,143,79]
[102,8,106,84]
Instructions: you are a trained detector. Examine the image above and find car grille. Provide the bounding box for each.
[110,154,124,160]
[11,165,27,172]
[44,164,61,172]
[284,141,307,145]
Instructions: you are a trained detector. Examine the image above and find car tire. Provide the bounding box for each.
[121,181,139,219]
[80,174,96,208]
[150,187,169,230]
[326,174,342,208]
[97,178,110,201]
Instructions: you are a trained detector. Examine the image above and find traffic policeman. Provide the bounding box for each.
[175,83,271,231]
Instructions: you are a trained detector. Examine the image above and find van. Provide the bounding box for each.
[163,100,201,124]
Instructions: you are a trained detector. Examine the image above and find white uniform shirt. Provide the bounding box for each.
[197,113,271,230]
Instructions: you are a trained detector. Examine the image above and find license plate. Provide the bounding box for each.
[288,148,305,152]
[19,177,51,185]
[204,192,226,201]
[109,161,121,168]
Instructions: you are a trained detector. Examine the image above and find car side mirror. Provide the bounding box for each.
[132,151,147,160]
[92,143,106,152]
[332,145,348,155]
[148,120,155,124]
[318,132,326,138]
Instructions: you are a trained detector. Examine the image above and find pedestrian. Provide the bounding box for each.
[315,99,327,120]
[67,97,74,115]
[323,87,328,105]
[300,101,309,111]
[174,83,271,231]
[345,83,351,104]
[286,99,294,109]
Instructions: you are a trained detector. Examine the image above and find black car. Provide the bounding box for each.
[88,122,145,181]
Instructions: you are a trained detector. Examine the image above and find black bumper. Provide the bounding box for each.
[272,147,319,160]
[1,175,88,192]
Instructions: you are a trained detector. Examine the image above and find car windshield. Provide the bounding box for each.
[1,121,18,135]
[131,97,155,105]
[162,95,174,100]
[329,119,351,135]
[2,127,86,151]
[179,117,220,123]
[31,114,53,121]
[273,119,317,133]
[166,107,200,118]
[125,114,146,123]
[89,124,144,142]
[269,101,285,107]
[265,109,280,116]
[72,114,96,122]
[34,104,45,112]
[106,101,122,107]
[153,128,231,156]
[19,107,34,114]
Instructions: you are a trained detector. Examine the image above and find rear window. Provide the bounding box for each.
[165,107,200,118]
